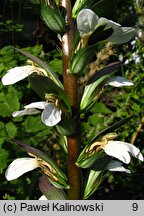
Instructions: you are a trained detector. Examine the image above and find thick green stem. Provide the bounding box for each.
[61,0,82,199]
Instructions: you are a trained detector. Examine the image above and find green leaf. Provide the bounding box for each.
[0,122,7,145]
[0,91,20,117]
[6,122,17,139]
[91,102,112,114]
[12,47,63,89]
[23,116,47,133]
[89,113,104,126]
[49,58,62,75]
[58,135,68,153]
[0,148,9,173]
[28,74,70,111]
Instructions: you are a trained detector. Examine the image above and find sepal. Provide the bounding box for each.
[13,47,63,89]
[28,73,70,111]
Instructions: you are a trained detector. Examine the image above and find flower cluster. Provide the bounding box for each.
[2,65,62,127]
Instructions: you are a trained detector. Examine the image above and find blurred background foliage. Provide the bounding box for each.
[0,0,144,199]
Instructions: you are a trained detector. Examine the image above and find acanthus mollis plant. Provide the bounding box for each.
[1,0,144,200]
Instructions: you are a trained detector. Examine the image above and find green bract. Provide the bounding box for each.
[80,76,108,112]
[83,170,107,199]
[72,0,95,19]
[41,4,66,35]
[69,46,96,74]
[76,146,109,168]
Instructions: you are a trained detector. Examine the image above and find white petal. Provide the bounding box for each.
[41,103,62,126]
[103,141,144,164]
[106,76,134,87]
[107,26,135,44]
[77,9,99,37]
[12,108,40,117]
[39,195,48,200]
[107,160,131,174]
[1,66,35,85]
[96,18,135,44]
[97,17,121,29]
[5,158,39,181]
[24,101,48,110]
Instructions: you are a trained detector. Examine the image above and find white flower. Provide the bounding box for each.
[107,160,131,174]
[39,195,48,200]
[131,40,136,46]
[102,140,144,164]
[138,30,142,38]
[5,158,39,181]
[124,59,130,65]
[132,53,140,64]
[1,65,47,86]
[106,76,134,87]
[119,54,123,62]
[12,102,62,127]
[77,9,99,37]
[41,103,62,126]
